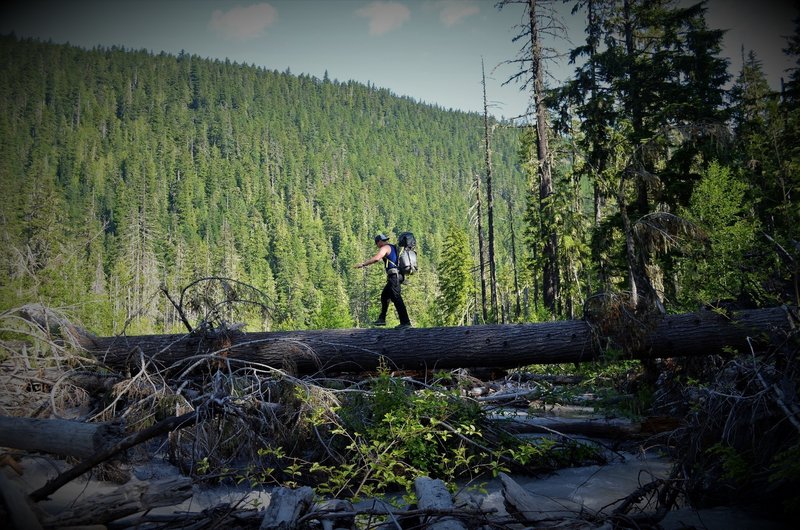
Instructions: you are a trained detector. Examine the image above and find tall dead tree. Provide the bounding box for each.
[473,172,488,323]
[529,0,559,315]
[505,192,522,320]
[498,0,561,315]
[482,58,500,322]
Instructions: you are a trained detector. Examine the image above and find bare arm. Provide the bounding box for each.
[355,245,390,269]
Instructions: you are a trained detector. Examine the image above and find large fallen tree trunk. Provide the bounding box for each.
[76,306,796,376]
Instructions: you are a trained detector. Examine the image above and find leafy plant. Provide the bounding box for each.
[240,360,598,502]
[705,443,751,484]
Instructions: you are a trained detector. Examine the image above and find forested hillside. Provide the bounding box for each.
[0,35,527,334]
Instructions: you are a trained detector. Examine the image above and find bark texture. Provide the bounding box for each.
[0,415,124,459]
[77,307,796,376]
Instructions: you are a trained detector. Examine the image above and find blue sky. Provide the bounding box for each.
[1,0,797,119]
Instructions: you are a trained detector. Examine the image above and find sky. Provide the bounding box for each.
[1,0,798,120]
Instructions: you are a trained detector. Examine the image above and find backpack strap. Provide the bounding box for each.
[384,244,399,270]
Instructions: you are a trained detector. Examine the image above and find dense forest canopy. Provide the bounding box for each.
[0,34,528,334]
[0,0,798,337]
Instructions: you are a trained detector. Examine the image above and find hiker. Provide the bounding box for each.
[354,233,412,328]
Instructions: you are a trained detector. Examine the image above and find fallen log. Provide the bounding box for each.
[477,389,541,404]
[493,415,645,439]
[414,477,467,530]
[0,415,124,459]
[500,472,592,524]
[310,499,355,530]
[30,411,198,502]
[39,476,193,527]
[495,414,682,439]
[77,306,796,376]
[260,486,314,530]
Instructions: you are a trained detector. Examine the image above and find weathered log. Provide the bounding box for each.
[478,389,541,404]
[0,415,124,459]
[310,499,355,530]
[493,416,644,438]
[78,306,796,376]
[39,476,193,526]
[260,486,315,530]
[414,476,467,530]
[500,472,592,524]
[496,414,682,438]
[30,411,198,502]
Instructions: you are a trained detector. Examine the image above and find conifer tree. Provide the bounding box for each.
[562,0,729,310]
[677,162,761,306]
[436,224,475,326]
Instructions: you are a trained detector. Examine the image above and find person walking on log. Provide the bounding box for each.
[355,234,412,328]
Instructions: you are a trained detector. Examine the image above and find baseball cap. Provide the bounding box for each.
[374,233,389,242]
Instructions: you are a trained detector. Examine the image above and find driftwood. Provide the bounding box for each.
[500,472,594,524]
[30,411,198,502]
[40,476,193,527]
[414,477,467,530]
[478,389,541,404]
[0,415,124,459]
[106,503,265,529]
[260,486,315,530]
[496,416,644,439]
[124,497,495,530]
[76,306,796,376]
[311,499,355,530]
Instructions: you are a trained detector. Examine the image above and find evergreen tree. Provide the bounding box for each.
[435,224,475,326]
[783,10,800,102]
[726,16,800,306]
[561,0,729,310]
[676,162,762,306]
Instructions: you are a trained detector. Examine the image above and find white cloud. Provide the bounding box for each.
[437,0,479,27]
[210,3,278,40]
[355,1,411,36]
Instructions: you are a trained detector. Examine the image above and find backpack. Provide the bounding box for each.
[397,232,418,275]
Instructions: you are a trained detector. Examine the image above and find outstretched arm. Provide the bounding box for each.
[355,245,390,269]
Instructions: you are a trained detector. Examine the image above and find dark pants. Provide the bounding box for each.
[379,272,411,325]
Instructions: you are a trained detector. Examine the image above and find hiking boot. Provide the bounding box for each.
[371,320,386,326]
[395,323,412,329]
